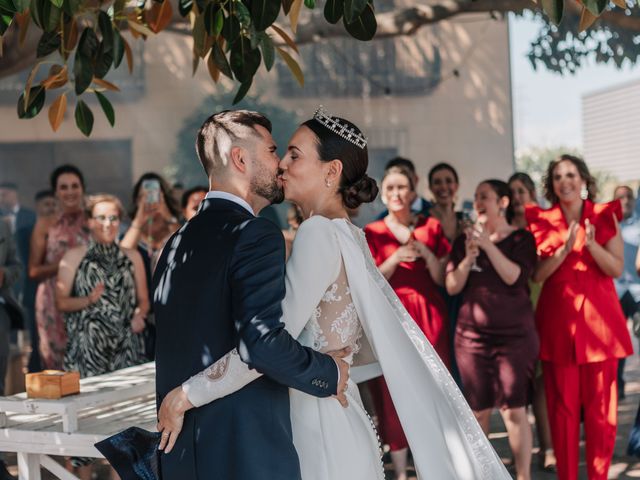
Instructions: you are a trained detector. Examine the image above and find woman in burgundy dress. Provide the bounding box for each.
[446,179,538,480]
[365,165,451,480]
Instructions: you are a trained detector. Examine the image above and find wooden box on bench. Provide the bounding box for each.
[25,370,80,399]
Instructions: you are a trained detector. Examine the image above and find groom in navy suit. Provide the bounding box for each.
[153,110,350,480]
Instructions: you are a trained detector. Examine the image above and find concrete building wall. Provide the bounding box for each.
[583,79,640,182]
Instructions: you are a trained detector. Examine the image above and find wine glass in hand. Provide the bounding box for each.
[463,210,483,272]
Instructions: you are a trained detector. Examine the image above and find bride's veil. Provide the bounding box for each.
[336,220,511,480]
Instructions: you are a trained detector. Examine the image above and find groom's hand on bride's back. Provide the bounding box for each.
[327,347,351,408]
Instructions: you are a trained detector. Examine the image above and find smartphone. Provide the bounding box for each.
[142,179,160,204]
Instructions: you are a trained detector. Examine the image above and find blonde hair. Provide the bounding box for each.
[85,194,125,219]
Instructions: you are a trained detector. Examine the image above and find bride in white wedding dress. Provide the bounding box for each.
[159,108,511,480]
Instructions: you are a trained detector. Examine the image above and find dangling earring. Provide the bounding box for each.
[325,179,332,188]
[580,184,588,200]
[499,207,506,217]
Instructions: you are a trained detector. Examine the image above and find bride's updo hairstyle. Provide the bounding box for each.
[303,109,378,209]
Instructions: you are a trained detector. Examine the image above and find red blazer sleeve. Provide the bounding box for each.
[592,200,622,246]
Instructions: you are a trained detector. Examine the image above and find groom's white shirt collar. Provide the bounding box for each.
[205,191,255,216]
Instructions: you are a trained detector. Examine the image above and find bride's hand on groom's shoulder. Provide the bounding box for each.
[327,347,351,408]
[157,385,194,454]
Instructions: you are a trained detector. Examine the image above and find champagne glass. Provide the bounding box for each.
[462,209,483,272]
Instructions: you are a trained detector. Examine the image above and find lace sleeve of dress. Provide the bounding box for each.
[182,349,261,408]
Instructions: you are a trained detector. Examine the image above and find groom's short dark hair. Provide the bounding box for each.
[196,110,272,178]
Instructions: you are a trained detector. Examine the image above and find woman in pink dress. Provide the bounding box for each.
[29,165,89,370]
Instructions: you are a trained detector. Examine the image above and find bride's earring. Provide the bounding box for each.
[580,184,588,200]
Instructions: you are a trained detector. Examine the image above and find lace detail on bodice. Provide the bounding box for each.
[300,262,363,361]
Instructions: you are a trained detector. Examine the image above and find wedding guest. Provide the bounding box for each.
[120,173,180,274]
[35,190,58,218]
[508,172,556,472]
[365,165,450,480]
[29,165,89,370]
[120,173,179,361]
[376,157,431,220]
[428,163,463,242]
[181,186,208,222]
[0,182,39,372]
[0,220,23,480]
[447,179,538,480]
[55,194,148,479]
[526,155,632,480]
[612,185,640,398]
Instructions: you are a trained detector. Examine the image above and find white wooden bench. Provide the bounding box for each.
[0,363,157,480]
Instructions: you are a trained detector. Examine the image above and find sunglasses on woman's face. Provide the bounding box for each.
[93,215,120,225]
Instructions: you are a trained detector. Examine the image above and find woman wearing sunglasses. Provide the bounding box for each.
[54,194,149,479]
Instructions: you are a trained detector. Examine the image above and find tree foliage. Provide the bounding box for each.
[0,0,376,135]
[0,0,637,136]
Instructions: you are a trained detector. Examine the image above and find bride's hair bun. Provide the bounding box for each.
[341,175,379,209]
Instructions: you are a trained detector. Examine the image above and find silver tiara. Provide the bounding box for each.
[313,106,367,149]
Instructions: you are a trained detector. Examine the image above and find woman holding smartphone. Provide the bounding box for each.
[120,173,180,273]
[120,173,180,360]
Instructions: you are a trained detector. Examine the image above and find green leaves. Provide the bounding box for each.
[211,39,233,78]
[204,3,222,36]
[95,90,114,127]
[230,36,261,83]
[344,0,367,23]
[98,10,113,47]
[74,27,98,94]
[233,78,252,104]
[324,0,343,24]
[541,0,564,24]
[249,0,281,31]
[222,12,240,44]
[259,33,274,71]
[74,99,93,136]
[9,0,383,136]
[36,30,60,57]
[30,0,61,32]
[112,29,125,68]
[0,0,16,35]
[17,86,45,118]
[343,2,376,40]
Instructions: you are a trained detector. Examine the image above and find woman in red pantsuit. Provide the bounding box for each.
[526,154,633,480]
[365,165,451,480]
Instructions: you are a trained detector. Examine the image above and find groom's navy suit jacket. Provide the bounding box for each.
[153,198,338,480]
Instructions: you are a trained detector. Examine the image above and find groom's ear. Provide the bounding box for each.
[230,146,247,173]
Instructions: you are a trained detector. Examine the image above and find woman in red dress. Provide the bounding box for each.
[364,165,451,480]
[526,154,632,480]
